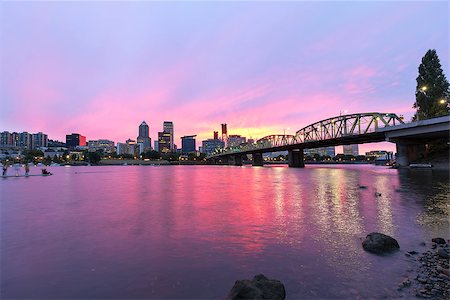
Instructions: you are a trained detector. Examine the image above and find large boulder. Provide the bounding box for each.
[226,274,286,300]
[362,232,400,254]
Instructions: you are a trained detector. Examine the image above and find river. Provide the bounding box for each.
[1,165,448,299]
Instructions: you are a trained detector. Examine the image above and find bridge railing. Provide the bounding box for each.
[208,112,404,158]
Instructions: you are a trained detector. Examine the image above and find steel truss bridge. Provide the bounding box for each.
[208,112,405,158]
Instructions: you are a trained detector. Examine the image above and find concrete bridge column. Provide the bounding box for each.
[233,154,243,166]
[288,149,305,168]
[395,142,427,167]
[219,156,229,165]
[252,152,264,166]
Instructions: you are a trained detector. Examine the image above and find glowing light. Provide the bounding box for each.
[439,99,446,104]
[420,86,428,91]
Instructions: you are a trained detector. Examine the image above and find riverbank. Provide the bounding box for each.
[98,159,170,165]
[396,238,449,299]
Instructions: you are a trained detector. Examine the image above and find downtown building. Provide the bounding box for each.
[304,146,335,157]
[88,139,115,153]
[201,131,225,156]
[1,131,48,149]
[66,133,86,150]
[181,135,196,154]
[343,144,359,156]
[157,121,174,153]
[137,121,152,152]
[116,138,142,156]
[227,134,246,148]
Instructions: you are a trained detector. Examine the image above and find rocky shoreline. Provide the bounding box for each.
[225,235,449,299]
[397,238,449,299]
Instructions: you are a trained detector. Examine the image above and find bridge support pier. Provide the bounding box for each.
[233,154,243,166]
[252,153,264,166]
[288,149,304,168]
[395,142,427,167]
[219,156,229,165]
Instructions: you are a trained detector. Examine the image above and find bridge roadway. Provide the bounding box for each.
[208,113,450,168]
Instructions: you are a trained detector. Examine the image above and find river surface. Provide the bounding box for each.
[1,165,449,299]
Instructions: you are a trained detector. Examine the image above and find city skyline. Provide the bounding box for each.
[1,1,448,154]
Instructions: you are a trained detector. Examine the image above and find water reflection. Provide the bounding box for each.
[1,165,448,299]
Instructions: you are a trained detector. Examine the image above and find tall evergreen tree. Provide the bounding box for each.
[413,49,449,120]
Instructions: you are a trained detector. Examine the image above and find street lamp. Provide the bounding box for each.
[439,99,446,104]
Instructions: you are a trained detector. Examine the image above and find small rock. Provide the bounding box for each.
[408,250,419,255]
[420,242,426,246]
[226,274,286,300]
[401,278,411,286]
[362,232,400,254]
[417,275,428,283]
[432,238,446,245]
[432,243,437,249]
[437,248,449,259]
[438,274,449,280]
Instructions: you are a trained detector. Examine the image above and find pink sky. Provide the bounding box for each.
[1,1,448,154]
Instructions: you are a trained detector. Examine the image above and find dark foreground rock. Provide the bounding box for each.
[432,237,446,245]
[362,232,400,254]
[226,274,286,300]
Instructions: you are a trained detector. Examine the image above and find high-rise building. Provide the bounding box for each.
[154,140,159,152]
[228,135,246,148]
[32,132,48,148]
[0,131,12,146]
[11,132,19,147]
[116,142,128,155]
[343,144,359,156]
[158,131,172,153]
[66,133,86,150]
[181,135,196,154]
[163,121,174,151]
[137,121,151,151]
[19,132,32,149]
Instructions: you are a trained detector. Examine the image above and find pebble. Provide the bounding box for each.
[438,274,449,281]
[438,248,450,259]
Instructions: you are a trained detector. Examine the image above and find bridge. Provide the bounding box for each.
[208,113,450,167]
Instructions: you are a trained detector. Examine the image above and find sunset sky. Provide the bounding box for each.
[1,1,448,153]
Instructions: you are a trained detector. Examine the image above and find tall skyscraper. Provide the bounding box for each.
[163,121,174,151]
[137,121,151,151]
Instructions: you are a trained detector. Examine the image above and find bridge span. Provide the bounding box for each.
[208,113,450,167]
